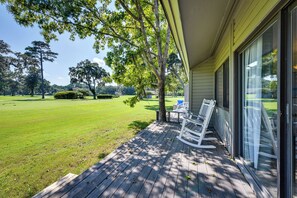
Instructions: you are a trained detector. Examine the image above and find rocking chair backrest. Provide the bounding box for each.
[201,99,216,130]
[198,99,215,122]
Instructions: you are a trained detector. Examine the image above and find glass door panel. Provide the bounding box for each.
[241,21,279,197]
[292,6,297,197]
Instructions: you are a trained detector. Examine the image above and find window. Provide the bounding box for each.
[215,59,229,108]
[223,61,229,108]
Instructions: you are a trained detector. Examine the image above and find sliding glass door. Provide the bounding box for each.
[291,5,297,198]
[240,21,279,197]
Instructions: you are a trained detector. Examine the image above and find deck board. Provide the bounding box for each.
[35,122,255,198]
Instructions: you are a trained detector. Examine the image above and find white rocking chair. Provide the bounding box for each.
[177,99,216,149]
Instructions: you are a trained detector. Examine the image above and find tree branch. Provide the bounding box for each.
[118,0,140,22]
[138,4,157,32]
[39,11,140,49]
[163,26,171,65]
[80,2,135,46]
[153,0,163,73]
[141,52,160,80]
[135,0,158,77]
[143,0,154,7]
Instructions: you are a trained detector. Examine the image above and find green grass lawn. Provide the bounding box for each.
[0,95,181,198]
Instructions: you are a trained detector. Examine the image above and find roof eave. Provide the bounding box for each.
[160,0,190,78]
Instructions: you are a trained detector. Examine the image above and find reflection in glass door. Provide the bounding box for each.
[292,6,297,198]
[240,21,279,197]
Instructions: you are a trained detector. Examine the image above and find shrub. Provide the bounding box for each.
[112,94,120,98]
[97,94,113,99]
[54,91,84,99]
[77,89,90,96]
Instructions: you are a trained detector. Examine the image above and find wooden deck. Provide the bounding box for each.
[34,122,255,198]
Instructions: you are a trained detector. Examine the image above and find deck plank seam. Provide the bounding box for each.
[144,127,183,198]
[111,124,173,197]
[124,126,178,197]
[83,124,167,197]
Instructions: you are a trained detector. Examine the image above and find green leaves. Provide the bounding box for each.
[2,0,174,120]
[69,59,110,99]
[25,41,58,62]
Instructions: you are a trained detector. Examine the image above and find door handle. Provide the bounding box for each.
[287,103,290,124]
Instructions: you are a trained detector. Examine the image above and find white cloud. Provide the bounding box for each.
[92,57,106,66]
[92,57,112,74]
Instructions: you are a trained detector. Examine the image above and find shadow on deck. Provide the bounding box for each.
[34,122,255,198]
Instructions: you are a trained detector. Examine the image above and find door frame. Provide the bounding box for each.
[281,2,297,197]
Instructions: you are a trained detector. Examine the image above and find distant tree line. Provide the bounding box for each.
[60,84,136,96]
[0,39,138,97]
[0,39,57,97]
[1,38,184,99]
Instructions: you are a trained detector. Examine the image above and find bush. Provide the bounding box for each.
[54,91,84,99]
[97,94,113,99]
[77,89,90,96]
[112,94,120,98]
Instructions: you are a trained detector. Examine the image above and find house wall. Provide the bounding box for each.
[190,58,214,114]
[189,0,280,154]
[232,0,280,50]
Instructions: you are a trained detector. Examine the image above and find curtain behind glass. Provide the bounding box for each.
[241,22,278,197]
[243,37,263,168]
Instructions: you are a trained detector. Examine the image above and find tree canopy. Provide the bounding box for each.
[1,0,173,121]
[167,53,186,88]
[0,39,41,95]
[105,46,157,106]
[24,67,40,97]
[69,59,110,99]
[25,41,58,99]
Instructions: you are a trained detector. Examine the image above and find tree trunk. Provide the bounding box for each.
[87,83,96,100]
[40,52,45,99]
[93,79,96,100]
[30,88,34,97]
[158,78,166,122]
[158,60,166,122]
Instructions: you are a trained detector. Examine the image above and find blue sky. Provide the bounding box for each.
[0,5,112,86]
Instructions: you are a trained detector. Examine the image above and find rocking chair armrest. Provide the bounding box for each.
[188,112,196,118]
[187,112,199,119]
[184,117,203,126]
[185,111,204,120]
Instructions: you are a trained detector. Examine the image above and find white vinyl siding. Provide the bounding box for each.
[191,58,214,115]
